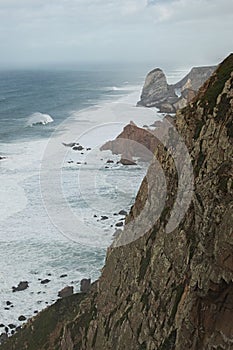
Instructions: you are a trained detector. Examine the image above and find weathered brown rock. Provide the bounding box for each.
[80,279,91,293]
[101,123,160,161]
[1,54,233,350]
[58,286,74,298]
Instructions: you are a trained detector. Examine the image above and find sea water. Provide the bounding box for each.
[0,65,186,329]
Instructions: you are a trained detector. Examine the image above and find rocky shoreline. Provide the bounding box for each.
[1,55,232,349]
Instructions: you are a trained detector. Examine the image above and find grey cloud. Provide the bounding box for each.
[0,0,232,68]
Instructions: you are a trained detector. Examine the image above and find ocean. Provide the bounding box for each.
[0,65,185,331]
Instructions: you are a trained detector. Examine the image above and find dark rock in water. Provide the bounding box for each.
[101,216,108,220]
[41,279,50,285]
[58,286,74,298]
[86,148,91,151]
[18,315,26,322]
[34,311,38,314]
[105,166,109,169]
[4,308,9,310]
[67,160,74,164]
[47,273,52,276]
[8,324,16,330]
[6,301,12,306]
[73,145,84,151]
[93,214,97,218]
[106,159,114,164]
[119,210,127,216]
[120,158,137,166]
[11,330,15,335]
[81,152,84,155]
[0,333,8,344]
[115,222,123,227]
[0,325,4,328]
[4,327,8,333]
[62,142,78,148]
[143,125,148,128]
[0,156,6,161]
[80,278,91,293]
[12,281,29,292]
[60,274,68,278]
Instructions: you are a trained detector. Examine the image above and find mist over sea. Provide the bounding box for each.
[0,65,186,329]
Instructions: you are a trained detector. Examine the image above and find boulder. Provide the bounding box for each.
[120,158,137,166]
[80,278,91,293]
[12,281,29,292]
[73,145,84,151]
[118,210,127,216]
[18,315,26,322]
[115,222,123,227]
[40,279,50,285]
[58,286,74,298]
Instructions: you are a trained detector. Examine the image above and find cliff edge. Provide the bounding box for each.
[1,54,233,350]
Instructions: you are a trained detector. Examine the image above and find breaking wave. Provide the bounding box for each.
[26,112,54,127]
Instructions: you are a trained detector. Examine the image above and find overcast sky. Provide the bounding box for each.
[0,0,232,69]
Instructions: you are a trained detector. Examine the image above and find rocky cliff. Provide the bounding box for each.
[137,65,216,113]
[1,54,232,350]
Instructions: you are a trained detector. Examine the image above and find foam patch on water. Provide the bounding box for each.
[26,112,54,127]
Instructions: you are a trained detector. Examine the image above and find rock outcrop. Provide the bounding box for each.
[100,122,160,161]
[137,65,216,112]
[1,54,233,350]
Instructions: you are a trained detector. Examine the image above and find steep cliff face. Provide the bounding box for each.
[1,55,233,350]
[137,65,216,113]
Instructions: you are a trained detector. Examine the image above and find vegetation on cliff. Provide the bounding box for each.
[1,54,233,350]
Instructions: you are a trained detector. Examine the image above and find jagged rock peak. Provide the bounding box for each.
[138,68,170,107]
[137,63,216,112]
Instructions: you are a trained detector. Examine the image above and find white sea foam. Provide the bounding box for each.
[26,112,54,127]
[0,77,166,329]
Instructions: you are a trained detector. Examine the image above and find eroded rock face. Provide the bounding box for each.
[137,65,216,112]
[137,68,171,107]
[1,54,233,350]
[100,123,161,161]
